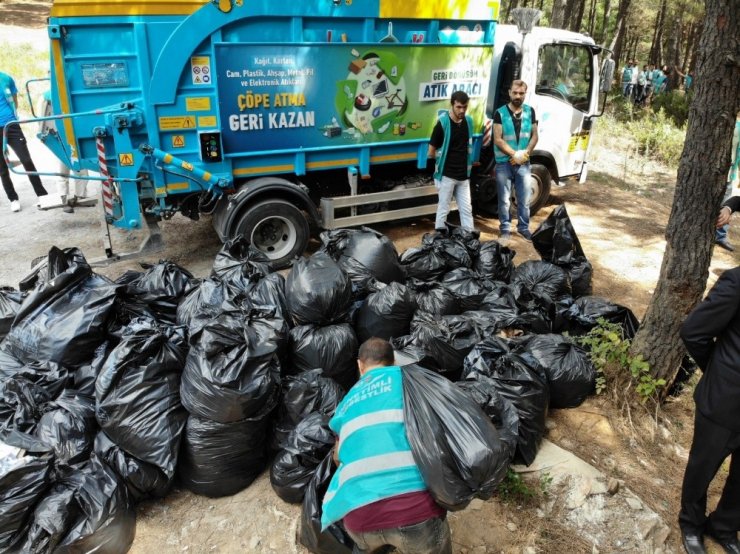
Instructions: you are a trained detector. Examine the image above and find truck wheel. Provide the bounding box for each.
[473,174,499,217]
[528,164,552,215]
[233,199,310,269]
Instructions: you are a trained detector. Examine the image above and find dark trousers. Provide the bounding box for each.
[679,410,740,540]
[1,123,48,202]
[347,517,452,554]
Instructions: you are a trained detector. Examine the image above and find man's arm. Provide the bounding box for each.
[527,122,539,154]
[680,268,740,370]
[428,120,443,159]
[717,196,740,227]
[492,123,516,158]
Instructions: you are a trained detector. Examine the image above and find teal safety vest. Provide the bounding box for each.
[494,105,533,164]
[433,111,474,181]
[321,366,427,530]
[0,72,18,127]
[622,67,632,83]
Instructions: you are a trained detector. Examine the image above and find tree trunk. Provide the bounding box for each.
[572,0,588,31]
[649,0,667,66]
[505,0,520,22]
[600,0,612,45]
[551,0,567,28]
[588,0,598,36]
[562,0,577,30]
[664,11,684,90]
[631,0,740,389]
[609,0,632,67]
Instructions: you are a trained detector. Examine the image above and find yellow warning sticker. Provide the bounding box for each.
[159,116,196,130]
[171,135,185,148]
[191,56,209,67]
[198,115,217,127]
[186,97,211,111]
[119,152,134,166]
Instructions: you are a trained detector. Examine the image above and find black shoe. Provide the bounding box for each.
[434,227,448,236]
[682,531,707,554]
[517,229,533,242]
[707,530,740,554]
[63,204,74,214]
[716,238,735,252]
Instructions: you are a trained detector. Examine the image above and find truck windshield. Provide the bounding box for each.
[535,44,593,113]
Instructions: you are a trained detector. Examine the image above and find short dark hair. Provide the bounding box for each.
[358,337,395,367]
[510,79,528,91]
[450,90,469,105]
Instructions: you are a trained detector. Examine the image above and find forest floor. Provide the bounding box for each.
[1,1,739,553]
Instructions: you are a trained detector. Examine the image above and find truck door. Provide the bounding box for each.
[533,43,596,181]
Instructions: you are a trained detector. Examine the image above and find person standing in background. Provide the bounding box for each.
[0,70,48,212]
[715,110,740,252]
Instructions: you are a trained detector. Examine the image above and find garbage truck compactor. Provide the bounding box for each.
[40,0,606,267]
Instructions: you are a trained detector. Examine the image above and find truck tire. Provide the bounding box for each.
[528,163,552,215]
[233,199,310,269]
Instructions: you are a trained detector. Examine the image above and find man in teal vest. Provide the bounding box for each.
[321,337,451,554]
[1,71,48,212]
[715,110,740,252]
[493,79,539,242]
[427,90,476,234]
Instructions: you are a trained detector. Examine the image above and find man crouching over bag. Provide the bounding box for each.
[320,337,451,554]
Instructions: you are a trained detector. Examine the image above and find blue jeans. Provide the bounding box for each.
[347,516,452,554]
[496,161,531,233]
[716,180,733,242]
[434,176,474,230]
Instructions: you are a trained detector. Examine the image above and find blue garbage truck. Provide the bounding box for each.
[35,0,606,267]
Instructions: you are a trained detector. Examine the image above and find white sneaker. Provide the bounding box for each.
[10,200,20,212]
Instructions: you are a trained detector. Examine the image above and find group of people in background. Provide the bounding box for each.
[620,60,690,107]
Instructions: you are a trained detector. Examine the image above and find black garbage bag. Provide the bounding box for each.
[35,391,96,466]
[441,268,496,312]
[456,376,519,460]
[74,342,110,398]
[406,280,460,316]
[178,391,277,498]
[563,257,593,298]
[17,246,88,293]
[95,319,188,480]
[0,453,53,550]
[18,481,79,553]
[245,272,288,319]
[355,282,416,343]
[399,243,448,282]
[273,369,345,450]
[0,358,71,401]
[449,226,482,260]
[401,364,509,511]
[94,431,171,502]
[298,452,354,554]
[54,456,136,554]
[474,241,516,283]
[0,287,22,342]
[564,296,640,339]
[421,232,473,270]
[270,412,335,504]
[287,252,353,326]
[320,227,405,286]
[532,204,586,264]
[120,260,195,325]
[176,278,229,336]
[181,302,284,423]
[211,235,271,289]
[0,377,54,437]
[288,323,358,390]
[396,312,484,379]
[463,338,549,466]
[518,334,595,409]
[511,260,571,308]
[2,248,118,368]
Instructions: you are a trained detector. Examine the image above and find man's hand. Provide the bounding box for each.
[717,206,732,228]
[511,150,529,165]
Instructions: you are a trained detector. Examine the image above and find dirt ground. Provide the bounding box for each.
[2,3,740,553]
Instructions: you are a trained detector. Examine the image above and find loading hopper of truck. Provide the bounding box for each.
[34,0,603,268]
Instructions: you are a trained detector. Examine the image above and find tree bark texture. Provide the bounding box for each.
[551,0,567,28]
[600,0,612,45]
[572,0,587,31]
[664,11,684,90]
[587,0,598,36]
[631,0,740,388]
[609,0,632,66]
[650,0,667,66]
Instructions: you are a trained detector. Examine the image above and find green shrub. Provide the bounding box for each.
[627,109,686,167]
[0,40,48,115]
[651,90,692,127]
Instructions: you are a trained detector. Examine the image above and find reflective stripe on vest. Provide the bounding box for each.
[494,105,532,163]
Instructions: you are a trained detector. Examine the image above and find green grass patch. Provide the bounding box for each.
[0,40,49,116]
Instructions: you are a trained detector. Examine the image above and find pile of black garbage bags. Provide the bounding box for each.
[0,203,639,554]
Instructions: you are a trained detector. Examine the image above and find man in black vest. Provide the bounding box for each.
[679,263,740,554]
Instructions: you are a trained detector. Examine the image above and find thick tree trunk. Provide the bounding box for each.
[551,0,567,28]
[631,0,740,389]
[609,0,632,67]
[572,0,587,32]
[562,0,578,30]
